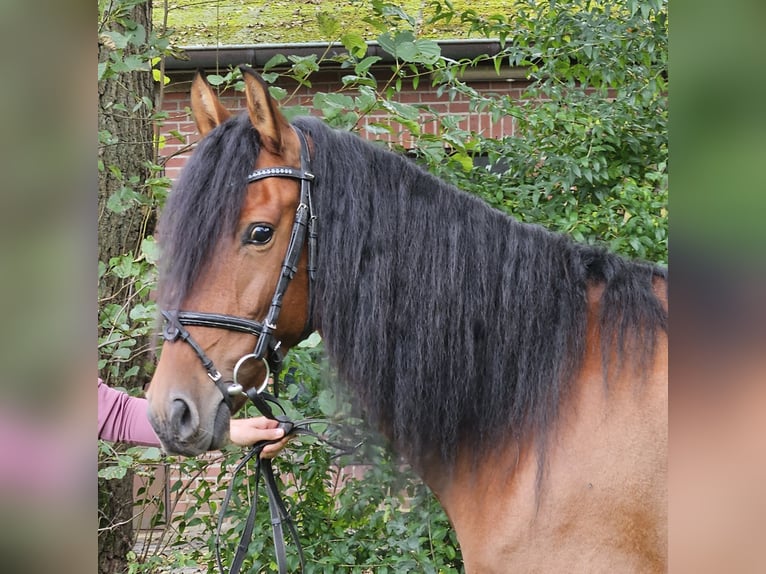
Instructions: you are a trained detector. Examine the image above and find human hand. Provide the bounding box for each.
[229,417,291,458]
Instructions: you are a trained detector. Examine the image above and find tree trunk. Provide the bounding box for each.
[97,1,155,572]
[98,470,139,574]
[98,2,156,364]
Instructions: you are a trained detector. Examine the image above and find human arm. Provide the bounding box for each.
[98,379,161,446]
[98,379,289,455]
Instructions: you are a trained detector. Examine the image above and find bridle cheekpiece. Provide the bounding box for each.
[160,125,317,407]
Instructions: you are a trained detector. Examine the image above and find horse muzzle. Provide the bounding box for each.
[147,387,231,456]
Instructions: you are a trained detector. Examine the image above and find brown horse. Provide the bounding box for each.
[147,66,668,572]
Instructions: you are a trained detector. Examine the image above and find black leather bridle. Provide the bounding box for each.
[161,125,317,406]
[159,125,317,574]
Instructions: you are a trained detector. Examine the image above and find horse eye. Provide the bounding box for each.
[245,224,274,245]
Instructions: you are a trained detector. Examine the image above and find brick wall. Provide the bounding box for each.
[158,69,530,182]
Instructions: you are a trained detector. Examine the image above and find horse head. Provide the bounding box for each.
[146,67,313,455]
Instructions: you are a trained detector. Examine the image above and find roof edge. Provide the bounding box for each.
[164,39,506,72]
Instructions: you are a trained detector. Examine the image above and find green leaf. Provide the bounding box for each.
[140,236,159,264]
[264,54,288,71]
[288,54,319,80]
[268,85,287,101]
[122,54,150,72]
[102,30,129,50]
[129,303,156,322]
[298,332,322,348]
[364,123,393,136]
[376,31,399,59]
[152,68,170,85]
[354,55,381,76]
[316,389,337,417]
[140,447,163,461]
[98,465,128,480]
[413,39,441,64]
[395,40,418,62]
[313,92,355,112]
[106,186,140,214]
[207,74,225,86]
[110,254,139,279]
[123,365,139,378]
[355,86,378,110]
[341,32,367,59]
[381,100,419,122]
[451,152,473,172]
[379,30,440,64]
[128,23,146,47]
[112,346,133,360]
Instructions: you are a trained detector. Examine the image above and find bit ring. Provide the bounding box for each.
[232,354,271,395]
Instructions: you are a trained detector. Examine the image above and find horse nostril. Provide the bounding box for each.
[170,397,199,441]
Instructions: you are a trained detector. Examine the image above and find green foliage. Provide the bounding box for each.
[97,237,161,379]
[99,0,172,81]
[102,342,461,572]
[99,0,667,571]
[256,0,668,262]
[453,0,668,262]
[98,0,174,381]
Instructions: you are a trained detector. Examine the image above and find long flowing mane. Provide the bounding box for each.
[157,110,667,471]
[157,114,262,310]
[292,116,667,468]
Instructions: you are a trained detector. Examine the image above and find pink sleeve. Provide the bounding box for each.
[97,379,160,447]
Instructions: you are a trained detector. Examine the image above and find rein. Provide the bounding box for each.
[216,389,303,574]
[215,387,361,574]
[160,125,320,573]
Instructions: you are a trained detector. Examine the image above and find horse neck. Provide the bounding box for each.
[418,283,667,573]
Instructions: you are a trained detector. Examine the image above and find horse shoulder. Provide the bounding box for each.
[429,281,667,573]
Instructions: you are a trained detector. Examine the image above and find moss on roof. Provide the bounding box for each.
[154,0,511,46]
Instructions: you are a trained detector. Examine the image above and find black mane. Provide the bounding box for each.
[292,116,667,468]
[157,111,667,471]
[157,114,261,309]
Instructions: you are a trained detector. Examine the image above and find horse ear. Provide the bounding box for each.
[239,65,291,155]
[190,70,231,136]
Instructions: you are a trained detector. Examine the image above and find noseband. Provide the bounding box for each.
[161,125,317,406]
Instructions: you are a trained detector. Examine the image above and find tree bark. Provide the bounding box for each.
[98,2,156,362]
[97,1,155,572]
